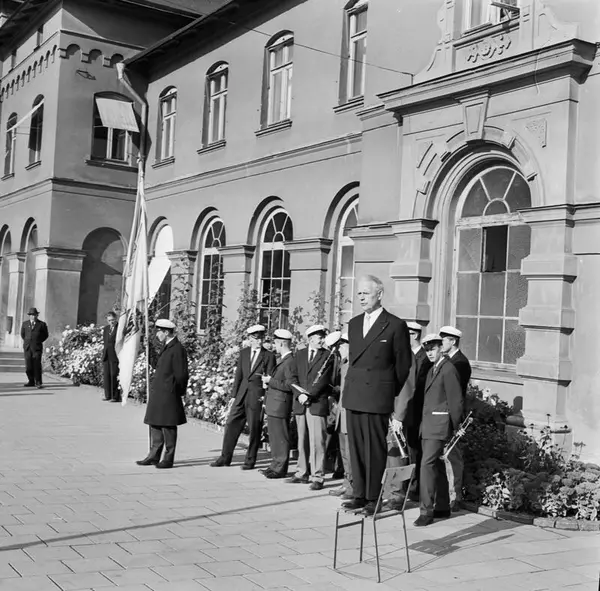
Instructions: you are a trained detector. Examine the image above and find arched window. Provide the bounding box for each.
[22,223,38,319]
[454,165,531,366]
[4,113,17,176]
[263,33,293,126]
[203,63,228,145]
[158,87,177,161]
[29,96,44,164]
[197,219,226,330]
[259,210,293,330]
[149,224,174,319]
[335,200,359,328]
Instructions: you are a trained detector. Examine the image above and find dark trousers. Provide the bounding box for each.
[347,410,389,502]
[339,431,353,493]
[221,395,263,467]
[325,430,344,474]
[24,349,42,385]
[103,360,120,401]
[419,438,450,517]
[148,425,178,465]
[267,415,290,475]
[406,425,422,498]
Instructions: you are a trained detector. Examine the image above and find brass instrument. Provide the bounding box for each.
[389,419,409,459]
[441,411,473,461]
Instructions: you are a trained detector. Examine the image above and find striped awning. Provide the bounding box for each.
[95,97,139,132]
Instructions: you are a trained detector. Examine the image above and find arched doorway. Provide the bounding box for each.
[22,224,38,319]
[0,228,11,343]
[77,228,124,325]
[149,224,173,319]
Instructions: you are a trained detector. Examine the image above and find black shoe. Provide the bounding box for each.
[342,498,367,510]
[103,398,111,401]
[24,383,35,387]
[387,496,406,511]
[309,482,324,491]
[433,509,451,519]
[210,457,230,467]
[363,502,382,516]
[266,471,287,479]
[259,468,275,477]
[110,399,120,402]
[156,461,173,469]
[329,487,346,497]
[451,501,462,513]
[36,385,43,390]
[287,476,309,484]
[408,493,420,503]
[414,515,434,527]
[241,464,254,470]
[136,457,159,466]
[331,471,345,480]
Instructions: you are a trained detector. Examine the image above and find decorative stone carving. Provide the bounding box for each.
[466,34,512,64]
[458,92,490,142]
[526,118,547,148]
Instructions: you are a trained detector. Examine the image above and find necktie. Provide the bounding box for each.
[250,349,258,369]
[363,314,371,337]
[309,349,315,364]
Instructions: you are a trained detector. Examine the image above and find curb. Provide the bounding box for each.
[461,501,600,531]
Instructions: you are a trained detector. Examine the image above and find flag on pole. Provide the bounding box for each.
[115,169,149,405]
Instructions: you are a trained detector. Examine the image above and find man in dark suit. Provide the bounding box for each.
[414,333,463,527]
[342,275,412,515]
[103,311,120,402]
[289,325,333,491]
[211,324,276,469]
[21,307,49,389]
[260,329,299,479]
[439,325,472,510]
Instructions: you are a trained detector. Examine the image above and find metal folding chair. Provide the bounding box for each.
[333,463,415,583]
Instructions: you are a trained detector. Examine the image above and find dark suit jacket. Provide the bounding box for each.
[342,309,412,415]
[231,346,276,411]
[406,347,433,429]
[21,319,49,353]
[420,357,463,441]
[265,353,299,419]
[293,347,333,417]
[103,325,118,363]
[448,350,472,396]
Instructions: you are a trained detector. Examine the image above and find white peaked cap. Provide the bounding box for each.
[306,324,327,337]
[439,326,462,339]
[156,319,176,330]
[247,324,266,335]
[273,328,293,340]
[406,321,423,332]
[422,333,442,346]
[324,331,342,348]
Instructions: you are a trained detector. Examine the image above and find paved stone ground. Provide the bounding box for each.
[0,373,598,591]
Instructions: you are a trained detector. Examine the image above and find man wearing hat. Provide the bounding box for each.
[211,324,276,469]
[414,333,463,527]
[439,325,472,510]
[102,311,120,402]
[289,325,333,490]
[260,328,298,479]
[20,307,49,389]
[136,319,189,469]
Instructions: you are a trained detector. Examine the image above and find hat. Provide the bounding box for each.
[439,325,462,339]
[247,324,266,335]
[306,324,327,337]
[406,321,423,332]
[324,331,342,348]
[27,307,39,315]
[341,332,349,343]
[422,333,442,346]
[273,328,293,341]
[155,319,176,330]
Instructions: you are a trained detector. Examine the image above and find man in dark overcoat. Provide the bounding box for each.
[260,328,298,479]
[21,307,49,389]
[136,319,189,469]
[289,324,333,490]
[342,275,412,515]
[211,324,276,469]
[102,311,120,402]
[414,333,463,527]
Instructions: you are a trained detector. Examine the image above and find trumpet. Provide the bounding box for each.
[389,419,409,459]
[441,411,473,461]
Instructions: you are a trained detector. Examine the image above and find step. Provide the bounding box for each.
[0,352,23,359]
[0,365,24,373]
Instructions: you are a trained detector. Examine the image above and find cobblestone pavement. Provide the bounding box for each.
[0,373,598,591]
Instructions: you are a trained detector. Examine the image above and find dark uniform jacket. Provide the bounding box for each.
[406,347,433,428]
[144,337,189,427]
[293,347,332,417]
[420,357,463,441]
[231,346,276,411]
[342,309,412,415]
[265,353,298,419]
[21,319,49,353]
[102,325,118,363]
[448,350,472,396]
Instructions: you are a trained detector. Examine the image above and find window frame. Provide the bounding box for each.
[346,1,368,100]
[158,87,177,161]
[205,63,228,145]
[28,97,44,165]
[463,0,519,32]
[4,113,18,176]
[197,218,226,332]
[335,200,359,328]
[91,94,137,164]
[266,34,294,126]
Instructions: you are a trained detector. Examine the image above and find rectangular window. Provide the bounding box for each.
[36,25,44,48]
[29,104,44,164]
[4,124,16,176]
[464,0,519,31]
[347,6,367,99]
[160,92,176,160]
[482,225,508,272]
[267,39,293,125]
[10,50,16,71]
[207,68,228,144]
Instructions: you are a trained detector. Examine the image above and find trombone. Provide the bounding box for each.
[441,411,473,461]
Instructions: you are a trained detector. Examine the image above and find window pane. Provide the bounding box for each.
[505,172,532,212]
[484,200,508,216]
[462,180,488,217]
[352,37,366,97]
[504,319,525,365]
[456,273,480,316]
[482,225,508,272]
[264,219,276,243]
[482,168,514,201]
[507,224,531,270]
[272,45,284,68]
[344,207,358,233]
[456,316,477,360]
[458,228,481,272]
[341,244,354,277]
[272,249,283,277]
[478,318,503,363]
[480,272,505,317]
[261,251,273,279]
[92,125,108,159]
[110,129,126,161]
[355,9,367,32]
[211,98,221,143]
[283,251,291,276]
[506,272,528,317]
[282,279,291,307]
[271,71,283,122]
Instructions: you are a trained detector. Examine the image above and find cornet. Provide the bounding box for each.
[389,419,409,459]
[441,411,473,461]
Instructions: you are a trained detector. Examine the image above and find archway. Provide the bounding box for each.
[0,228,11,343]
[22,225,38,320]
[77,228,124,325]
[149,224,173,319]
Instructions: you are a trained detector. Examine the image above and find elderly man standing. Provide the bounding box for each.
[21,307,49,389]
[102,311,120,402]
[136,319,189,469]
[342,275,412,515]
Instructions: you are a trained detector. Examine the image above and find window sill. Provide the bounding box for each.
[458,19,518,44]
[255,119,292,138]
[85,158,137,172]
[197,140,226,155]
[25,161,41,171]
[1,172,14,181]
[471,364,523,386]
[333,96,364,114]
[152,156,175,169]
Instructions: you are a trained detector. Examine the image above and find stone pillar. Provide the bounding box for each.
[389,219,438,326]
[516,205,576,450]
[166,250,198,305]
[4,252,26,348]
[33,248,86,337]
[219,244,255,323]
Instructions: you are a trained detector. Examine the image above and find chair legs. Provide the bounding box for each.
[333,511,340,569]
[359,518,364,562]
[372,518,381,583]
[401,512,411,573]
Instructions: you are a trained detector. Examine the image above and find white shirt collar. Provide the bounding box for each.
[280,350,292,359]
[364,307,384,323]
[448,348,459,358]
[412,344,423,354]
